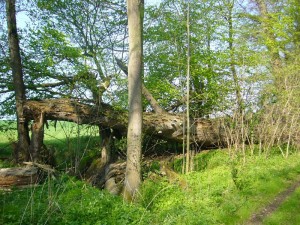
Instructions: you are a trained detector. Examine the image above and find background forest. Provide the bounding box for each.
[0,0,300,224]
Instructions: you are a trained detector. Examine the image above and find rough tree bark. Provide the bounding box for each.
[29,112,45,162]
[6,0,30,162]
[23,99,226,147]
[22,97,226,191]
[0,162,55,187]
[0,166,39,187]
[123,0,144,201]
[85,126,112,185]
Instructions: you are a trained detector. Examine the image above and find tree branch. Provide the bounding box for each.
[115,57,165,114]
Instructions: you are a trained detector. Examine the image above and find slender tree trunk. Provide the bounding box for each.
[115,57,165,114]
[123,0,144,201]
[185,2,191,174]
[227,2,243,114]
[6,0,30,162]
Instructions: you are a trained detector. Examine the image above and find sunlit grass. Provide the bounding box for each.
[1,120,300,224]
[139,150,300,224]
[0,120,17,157]
[0,120,101,169]
[0,175,151,225]
[1,149,300,224]
[263,187,300,225]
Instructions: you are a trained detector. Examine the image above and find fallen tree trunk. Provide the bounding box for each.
[23,98,226,148]
[0,166,40,187]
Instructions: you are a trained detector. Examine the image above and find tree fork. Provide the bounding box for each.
[115,57,165,114]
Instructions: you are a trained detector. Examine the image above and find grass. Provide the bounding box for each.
[43,121,101,170]
[263,187,300,224]
[1,121,300,224]
[139,151,300,224]
[0,175,151,225]
[1,149,300,224]
[0,121,101,170]
[0,120,16,158]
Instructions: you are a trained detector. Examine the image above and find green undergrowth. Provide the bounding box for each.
[263,186,300,224]
[0,175,151,225]
[1,120,300,224]
[1,150,300,224]
[139,150,300,224]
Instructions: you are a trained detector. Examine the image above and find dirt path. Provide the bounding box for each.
[247,178,300,224]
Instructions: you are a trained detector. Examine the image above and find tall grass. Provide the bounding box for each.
[1,120,300,224]
[0,175,151,225]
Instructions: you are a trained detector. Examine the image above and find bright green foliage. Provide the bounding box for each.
[1,146,300,224]
[0,175,151,225]
[0,0,128,116]
[23,26,84,99]
[139,149,300,224]
[144,0,228,116]
[263,187,300,224]
[32,0,127,104]
[0,0,298,118]
[0,32,14,117]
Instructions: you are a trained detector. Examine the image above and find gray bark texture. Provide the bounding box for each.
[23,99,226,147]
[123,0,144,201]
[6,0,30,162]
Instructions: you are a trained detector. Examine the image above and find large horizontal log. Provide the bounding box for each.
[23,99,226,147]
[0,166,39,187]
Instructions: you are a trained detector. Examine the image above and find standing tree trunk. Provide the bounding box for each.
[123,0,144,201]
[227,2,243,114]
[185,1,191,174]
[6,0,30,162]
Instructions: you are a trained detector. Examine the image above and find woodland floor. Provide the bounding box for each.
[247,176,300,224]
[1,122,300,224]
